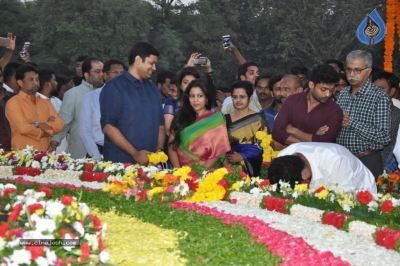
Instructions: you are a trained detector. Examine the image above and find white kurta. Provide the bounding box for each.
[278,142,377,193]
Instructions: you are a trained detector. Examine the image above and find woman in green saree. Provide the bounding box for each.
[168,79,231,168]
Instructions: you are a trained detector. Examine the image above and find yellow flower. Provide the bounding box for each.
[263,153,272,162]
[231,182,241,191]
[244,177,251,186]
[317,189,329,200]
[76,213,82,220]
[148,187,164,199]
[272,151,280,158]
[152,172,166,180]
[159,152,168,163]
[173,166,192,177]
[35,209,44,216]
[264,134,272,143]
[71,201,78,209]
[255,131,267,140]
[64,218,71,223]
[294,184,308,193]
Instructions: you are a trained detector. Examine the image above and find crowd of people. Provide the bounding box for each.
[1,32,400,194]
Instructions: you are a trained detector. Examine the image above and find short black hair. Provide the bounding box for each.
[268,155,305,189]
[76,55,90,62]
[282,74,302,89]
[372,71,400,92]
[38,69,54,92]
[338,73,349,84]
[216,86,230,93]
[310,64,340,85]
[56,75,72,92]
[237,62,258,80]
[231,80,253,98]
[324,59,344,71]
[290,65,308,75]
[128,41,160,66]
[81,57,101,80]
[3,62,22,83]
[15,64,39,81]
[72,76,83,86]
[103,58,127,73]
[170,77,178,85]
[157,70,176,85]
[268,73,285,90]
[255,74,271,89]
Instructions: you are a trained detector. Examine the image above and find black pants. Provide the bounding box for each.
[358,152,383,181]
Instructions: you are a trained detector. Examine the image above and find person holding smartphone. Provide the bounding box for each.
[0,33,16,72]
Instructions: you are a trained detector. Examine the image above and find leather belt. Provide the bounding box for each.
[353,150,380,158]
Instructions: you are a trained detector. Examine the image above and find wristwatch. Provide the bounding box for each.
[34,121,40,128]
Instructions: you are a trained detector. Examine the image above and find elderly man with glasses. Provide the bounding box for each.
[336,50,391,179]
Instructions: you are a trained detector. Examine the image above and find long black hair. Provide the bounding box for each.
[175,67,201,104]
[170,79,212,150]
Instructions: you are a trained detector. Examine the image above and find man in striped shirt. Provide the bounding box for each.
[336,50,391,179]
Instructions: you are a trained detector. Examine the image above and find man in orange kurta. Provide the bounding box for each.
[5,64,64,151]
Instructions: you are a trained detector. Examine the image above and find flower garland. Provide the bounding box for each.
[384,0,398,72]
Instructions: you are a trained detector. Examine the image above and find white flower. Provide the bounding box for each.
[46,250,57,264]
[329,194,335,203]
[63,234,78,252]
[34,192,46,199]
[35,256,49,266]
[5,203,10,211]
[24,189,35,197]
[78,202,90,217]
[35,218,56,233]
[41,162,48,169]
[250,187,261,195]
[41,156,48,163]
[6,238,20,248]
[85,233,99,250]
[174,181,189,196]
[292,191,299,199]
[31,161,41,168]
[270,184,277,192]
[367,200,379,211]
[101,223,108,238]
[342,203,351,212]
[4,184,16,189]
[45,201,65,219]
[99,250,110,263]
[10,249,32,265]
[73,221,85,236]
[0,237,5,252]
[23,230,47,240]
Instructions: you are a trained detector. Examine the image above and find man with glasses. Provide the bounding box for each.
[49,57,104,158]
[272,65,342,150]
[336,50,391,179]
[79,59,126,159]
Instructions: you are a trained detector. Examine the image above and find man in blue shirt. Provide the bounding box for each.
[100,42,165,165]
[261,73,284,132]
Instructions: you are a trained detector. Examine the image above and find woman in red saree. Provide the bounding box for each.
[168,79,231,168]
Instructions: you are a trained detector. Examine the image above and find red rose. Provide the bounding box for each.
[0,222,9,237]
[38,186,52,198]
[58,155,65,162]
[381,200,395,213]
[124,162,132,168]
[188,171,199,180]
[8,204,23,222]
[97,235,105,251]
[300,180,310,187]
[136,189,147,201]
[240,171,247,179]
[89,214,102,232]
[61,195,74,205]
[2,187,16,199]
[184,178,199,192]
[137,168,144,175]
[356,190,373,205]
[80,242,90,261]
[26,246,44,260]
[5,228,22,240]
[84,163,94,172]
[225,166,233,173]
[259,179,271,187]
[33,153,44,161]
[314,186,326,194]
[28,203,44,215]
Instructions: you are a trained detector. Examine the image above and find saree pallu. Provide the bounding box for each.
[177,111,231,166]
[226,112,268,176]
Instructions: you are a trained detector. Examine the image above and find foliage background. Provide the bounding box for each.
[0,0,398,86]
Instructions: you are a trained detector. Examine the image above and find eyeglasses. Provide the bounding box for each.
[90,70,103,74]
[232,95,248,100]
[107,70,124,75]
[344,67,369,74]
[335,83,348,88]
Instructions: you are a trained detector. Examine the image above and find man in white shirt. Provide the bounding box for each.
[79,59,126,159]
[37,69,62,112]
[269,142,377,193]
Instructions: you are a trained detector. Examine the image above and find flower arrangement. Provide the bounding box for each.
[255,131,279,178]
[377,170,400,196]
[0,184,109,265]
[384,0,398,72]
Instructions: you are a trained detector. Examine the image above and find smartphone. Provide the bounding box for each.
[0,37,10,48]
[222,35,231,49]
[21,42,30,56]
[194,57,207,65]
